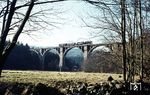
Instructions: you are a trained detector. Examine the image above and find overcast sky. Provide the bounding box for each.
[15,1,101,47]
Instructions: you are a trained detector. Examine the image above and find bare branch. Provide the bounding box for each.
[15,0,66,9]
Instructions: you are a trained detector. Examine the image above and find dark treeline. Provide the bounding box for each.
[4,42,42,70]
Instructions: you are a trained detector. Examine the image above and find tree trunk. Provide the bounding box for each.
[0,41,20,76]
[121,0,127,82]
[0,0,34,76]
[0,55,7,77]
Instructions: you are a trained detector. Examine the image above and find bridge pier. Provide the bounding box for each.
[59,47,63,72]
[83,46,88,64]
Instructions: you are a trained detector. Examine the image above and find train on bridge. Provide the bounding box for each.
[59,41,92,47]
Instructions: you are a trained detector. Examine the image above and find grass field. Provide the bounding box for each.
[0,70,148,95]
[0,70,123,85]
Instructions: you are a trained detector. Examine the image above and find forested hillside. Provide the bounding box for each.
[4,42,42,70]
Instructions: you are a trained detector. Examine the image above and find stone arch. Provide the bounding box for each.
[30,49,43,61]
[88,45,111,56]
[63,47,84,71]
[43,49,60,59]
[43,49,60,71]
[29,49,43,70]
[30,49,39,54]
[43,49,51,57]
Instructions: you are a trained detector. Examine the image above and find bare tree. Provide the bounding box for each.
[84,0,147,82]
[85,49,122,73]
[0,0,66,76]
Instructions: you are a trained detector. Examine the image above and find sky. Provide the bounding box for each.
[15,1,103,47]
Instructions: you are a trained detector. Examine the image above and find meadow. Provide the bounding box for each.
[0,70,123,85]
[0,70,148,95]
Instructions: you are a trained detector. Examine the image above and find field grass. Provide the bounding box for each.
[0,70,123,85]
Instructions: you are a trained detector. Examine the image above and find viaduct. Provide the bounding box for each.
[31,41,121,71]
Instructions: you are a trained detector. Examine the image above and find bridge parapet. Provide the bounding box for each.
[59,41,92,47]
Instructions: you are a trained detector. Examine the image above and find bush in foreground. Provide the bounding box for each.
[0,80,150,95]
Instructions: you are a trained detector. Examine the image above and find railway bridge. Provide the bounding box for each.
[31,41,121,71]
